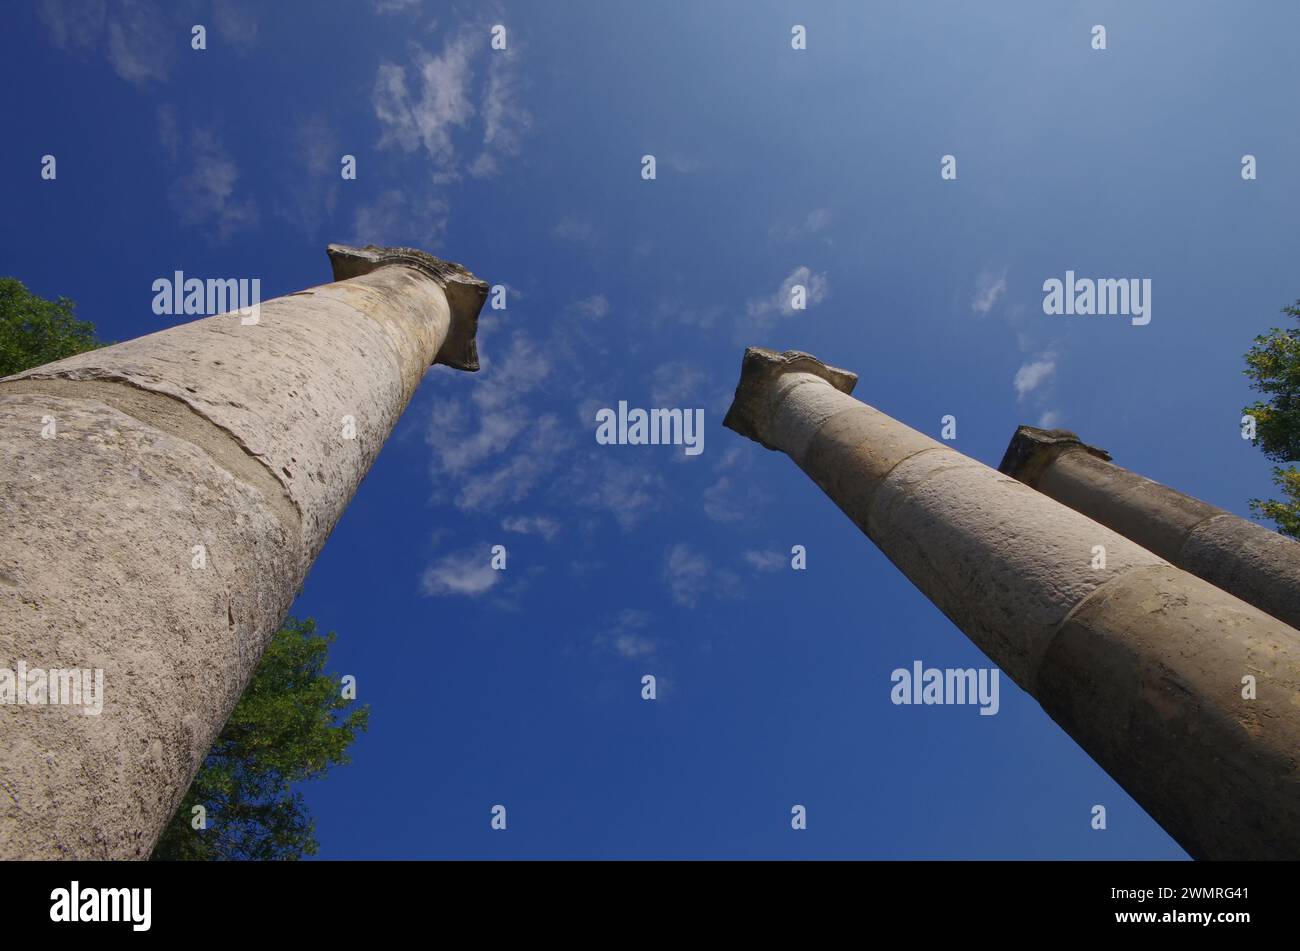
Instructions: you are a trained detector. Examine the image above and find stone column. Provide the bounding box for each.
[999,425,1300,632]
[724,347,1300,860]
[0,245,487,859]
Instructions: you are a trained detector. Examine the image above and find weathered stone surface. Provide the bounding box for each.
[0,394,296,858]
[723,348,857,452]
[0,245,487,859]
[1180,515,1300,629]
[728,348,1300,859]
[996,424,1111,484]
[865,449,1164,688]
[1000,423,1300,632]
[326,243,487,372]
[1042,564,1300,860]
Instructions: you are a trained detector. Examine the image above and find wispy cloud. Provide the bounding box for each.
[655,298,725,330]
[572,459,665,530]
[39,0,175,84]
[701,476,748,523]
[551,215,598,243]
[38,0,107,51]
[742,265,829,336]
[470,48,531,179]
[593,609,657,659]
[423,326,571,513]
[743,550,785,572]
[571,294,609,320]
[972,268,1008,315]
[420,547,501,597]
[770,208,832,241]
[374,29,529,183]
[649,361,707,407]
[212,0,258,54]
[164,125,258,242]
[1013,351,1057,400]
[662,543,738,608]
[502,514,560,541]
[663,544,711,608]
[274,115,340,238]
[107,0,172,84]
[701,443,770,522]
[373,35,475,178]
[351,189,449,248]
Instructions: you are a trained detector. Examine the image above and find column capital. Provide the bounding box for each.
[327,243,489,371]
[997,424,1111,485]
[722,347,858,450]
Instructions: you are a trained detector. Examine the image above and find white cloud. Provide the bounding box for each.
[351,189,449,249]
[571,294,609,320]
[770,208,832,241]
[474,333,553,408]
[552,215,598,243]
[593,609,657,659]
[502,515,560,541]
[662,544,738,608]
[295,116,335,177]
[106,0,171,84]
[373,35,476,176]
[649,362,707,407]
[373,29,529,183]
[273,115,340,237]
[166,128,258,241]
[1013,353,1057,400]
[471,50,531,179]
[702,476,746,523]
[743,550,785,572]
[38,0,107,50]
[39,0,173,84]
[1037,410,1064,429]
[454,414,569,512]
[156,104,179,160]
[653,297,725,330]
[701,443,769,522]
[575,459,664,530]
[743,265,829,335]
[972,268,1008,315]
[612,633,657,658]
[712,443,749,473]
[663,544,712,608]
[701,474,773,522]
[420,547,501,597]
[373,0,420,11]
[213,0,258,53]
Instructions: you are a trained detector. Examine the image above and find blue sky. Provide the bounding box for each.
[4,0,1297,859]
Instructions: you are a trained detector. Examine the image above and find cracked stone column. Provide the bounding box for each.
[0,244,487,859]
[724,347,1300,860]
[999,425,1300,632]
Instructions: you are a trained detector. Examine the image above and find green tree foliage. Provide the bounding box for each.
[1250,467,1300,539]
[0,277,101,375]
[152,618,369,861]
[1243,301,1300,539]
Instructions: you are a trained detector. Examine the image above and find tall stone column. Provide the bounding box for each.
[0,245,487,859]
[724,347,1300,860]
[999,425,1300,632]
